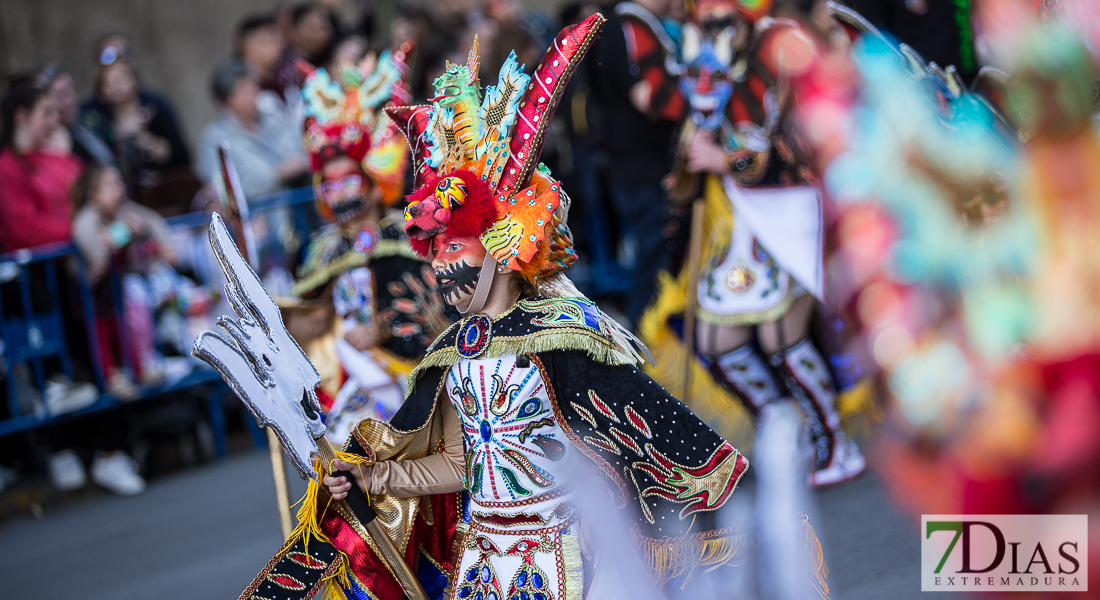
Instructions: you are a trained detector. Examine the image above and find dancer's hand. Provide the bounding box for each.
[685,129,730,174]
[323,459,371,500]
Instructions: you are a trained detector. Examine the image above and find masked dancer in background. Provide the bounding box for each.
[640,0,869,487]
[280,43,454,445]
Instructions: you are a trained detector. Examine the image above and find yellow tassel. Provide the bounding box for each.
[635,531,753,584]
[836,378,883,438]
[316,579,349,600]
[289,450,377,593]
[801,514,830,599]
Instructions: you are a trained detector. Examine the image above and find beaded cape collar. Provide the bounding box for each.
[405,296,639,394]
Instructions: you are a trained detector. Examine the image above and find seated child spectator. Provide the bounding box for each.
[71,165,177,392]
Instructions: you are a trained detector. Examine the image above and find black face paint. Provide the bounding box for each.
[330,194,366,222]
[434,260,481,300]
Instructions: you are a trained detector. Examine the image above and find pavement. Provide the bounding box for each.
[0,449,945,599]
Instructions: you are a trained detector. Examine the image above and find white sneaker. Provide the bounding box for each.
[810,436,866,488]
[106,373,140,401]
[45,376,99,415]
[90,451,146,496]
[48,450,87,492]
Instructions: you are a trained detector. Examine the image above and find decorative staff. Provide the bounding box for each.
[211,143,294,538]
[192,213,429,600]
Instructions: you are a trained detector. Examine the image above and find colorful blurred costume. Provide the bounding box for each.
[815,3,1100,583]
[280,44,453,445]
[641,0,868,486]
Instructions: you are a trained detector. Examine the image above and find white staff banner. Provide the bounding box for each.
[921,514,1088,592]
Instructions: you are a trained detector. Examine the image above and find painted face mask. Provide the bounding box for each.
[431,234,487,309]
[679,38,735,131]
[316,172,366,222]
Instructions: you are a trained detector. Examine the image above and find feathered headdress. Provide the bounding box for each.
[300,42,413,215]
[686,0,774,22]
[387,14,605,281]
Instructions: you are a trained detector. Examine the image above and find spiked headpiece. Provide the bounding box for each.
[387,14,605,282]
[300,42,413,217]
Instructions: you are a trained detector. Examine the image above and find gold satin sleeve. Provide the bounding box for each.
[367,399,466,497]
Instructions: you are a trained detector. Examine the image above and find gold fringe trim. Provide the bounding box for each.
[638,271,756,452]
[317,580,346,600]
[560,534,584,600]
[836,378,882,437]
[695,285,800,327]
[635,515,830,599]
[637,531,752,584]
[290,450,376,593]
[406,329,636,396]
[292,239,422,297]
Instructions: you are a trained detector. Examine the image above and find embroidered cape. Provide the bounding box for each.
[241,297,761,600]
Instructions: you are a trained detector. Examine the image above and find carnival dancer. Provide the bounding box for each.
[214,16,829,600]
[640,0,867,487]
[317,15,812,599]
[280,42,453,445]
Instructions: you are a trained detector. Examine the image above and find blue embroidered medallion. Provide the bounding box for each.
[457,314,493,358]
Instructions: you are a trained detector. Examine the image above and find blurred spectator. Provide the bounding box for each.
[71,163,187,384]
[78,45,193,210]
[391,5,455,100]
[844,0,977,81]
[353,0,379,40]
[72,165,176,284]
[289,3,337,66]
[0,77,146,498]
[481,0,540,78]
[236,14,303,106]
[0,75,81,252]
[197,59,309,198]
[39,65,115,166]
[590,0,685,325]
[324,33,368,74]
[548,1,606,260]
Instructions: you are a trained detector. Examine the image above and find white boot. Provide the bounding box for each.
[774,339,866,488]
[810,436,866,487]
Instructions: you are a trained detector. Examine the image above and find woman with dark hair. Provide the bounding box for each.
[78,57,191,206]
[0,75,82,252]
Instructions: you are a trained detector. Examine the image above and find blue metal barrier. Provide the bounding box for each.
[0,184,320,449]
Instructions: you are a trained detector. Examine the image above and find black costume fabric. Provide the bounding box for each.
[398,297,750,571]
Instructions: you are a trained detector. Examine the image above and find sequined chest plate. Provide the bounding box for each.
[447,355,568,502]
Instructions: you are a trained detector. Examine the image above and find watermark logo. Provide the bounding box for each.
[922,515,1087,592]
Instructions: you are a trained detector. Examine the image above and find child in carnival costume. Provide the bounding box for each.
[640,0,868,487]
[281,43,455,445]
[315,15,829,600]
